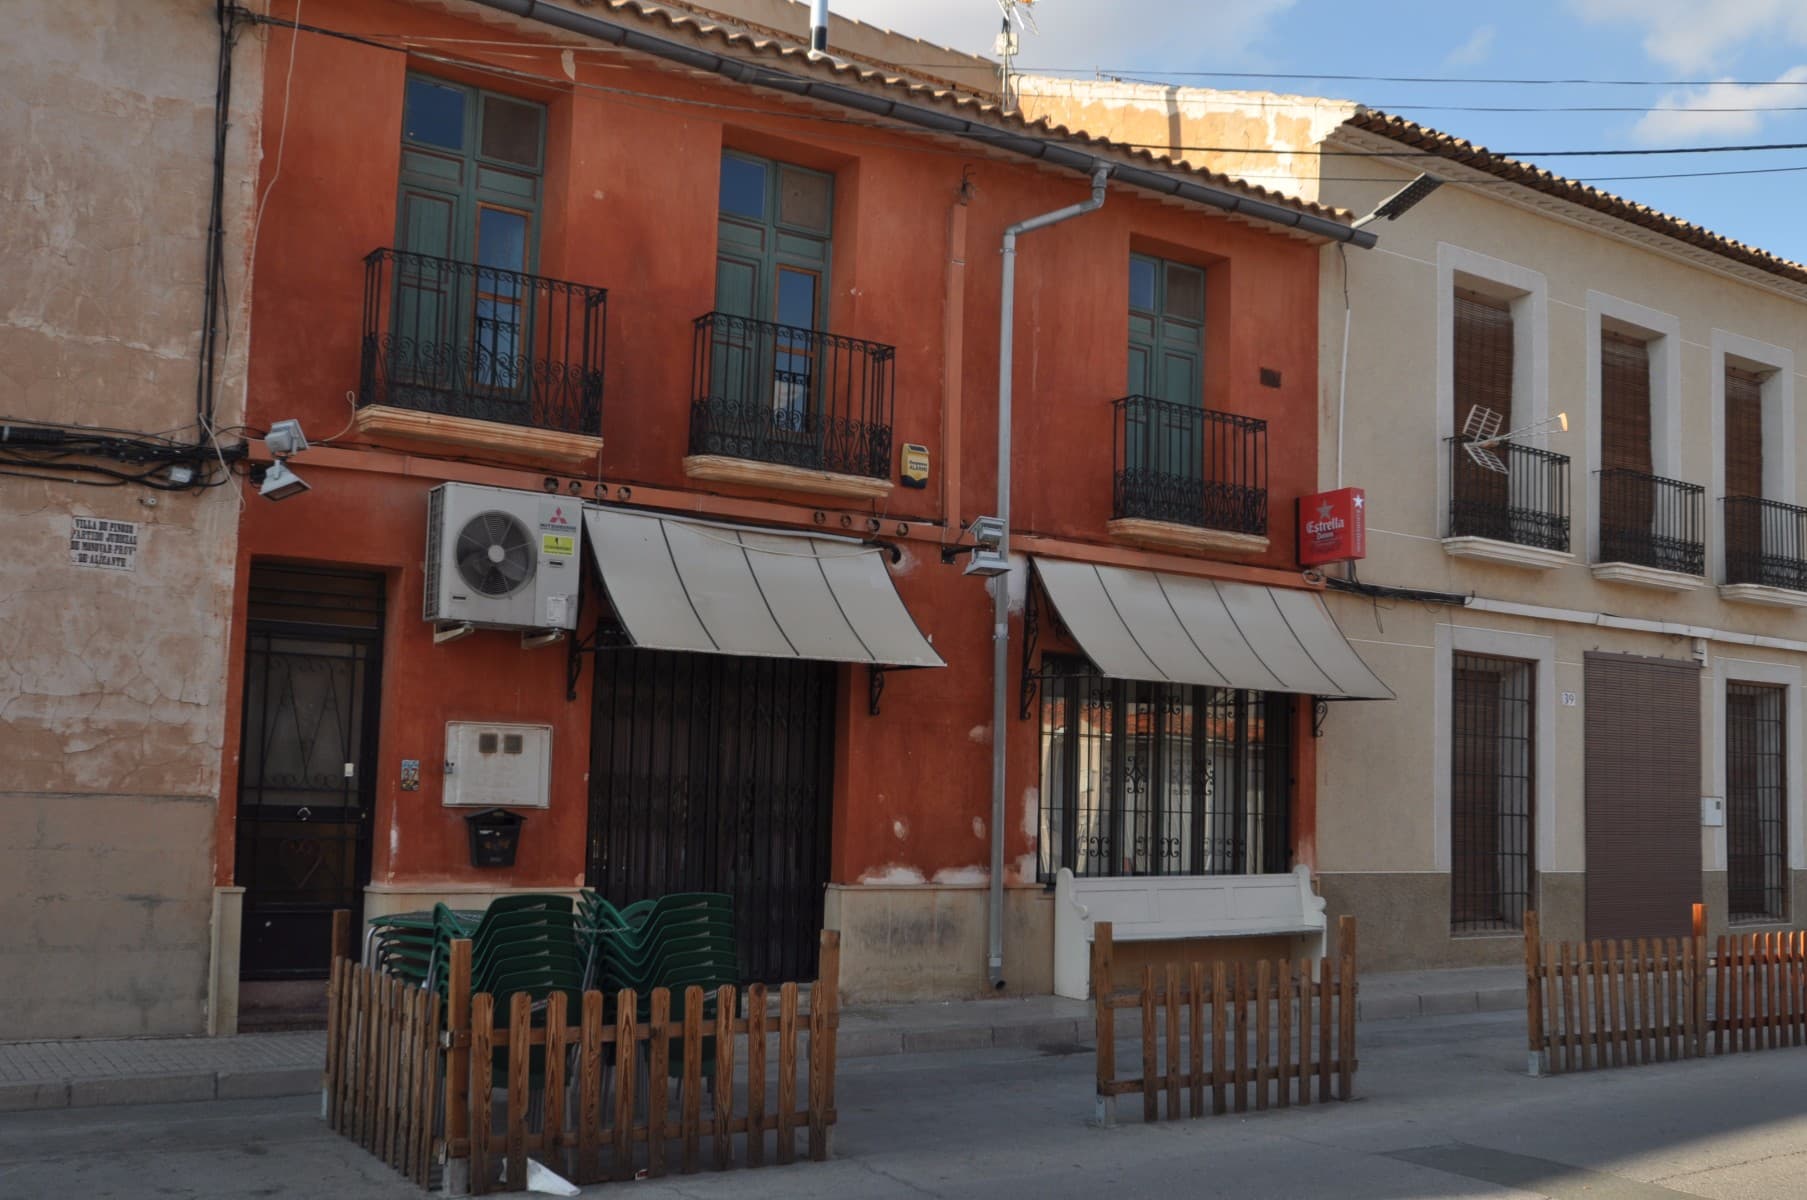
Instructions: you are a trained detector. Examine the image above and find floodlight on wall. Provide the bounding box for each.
[254,458,310,501]
[265,419,309,457]
[963,514,1011,577]
[1352,174,1445,229]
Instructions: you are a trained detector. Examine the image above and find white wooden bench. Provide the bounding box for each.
[1052,866,1328,999]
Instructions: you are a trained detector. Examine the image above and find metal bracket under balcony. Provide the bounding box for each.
[1720,495,1807,607]
[356,248,606,464]
[686,311,896,500]
[1592,467,1705,590]
[1442,437,1572,569]
[1109,395,1269,556]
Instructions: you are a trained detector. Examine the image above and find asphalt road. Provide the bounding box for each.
[3,1011,1805,1198]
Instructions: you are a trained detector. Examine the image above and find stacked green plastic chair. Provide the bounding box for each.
[367,907,480,985]
[592,893,739,1077]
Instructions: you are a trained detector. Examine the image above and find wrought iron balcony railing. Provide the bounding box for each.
[689,312,896,480]
[1596,467,1705,575]
[1724,495,1807,591]
[1112,395,1268,536]
[1447,438,1571,552]
[359,248,606,436]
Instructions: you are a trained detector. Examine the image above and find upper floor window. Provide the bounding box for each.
[1127,253,1205,404]
[398,75,545,272]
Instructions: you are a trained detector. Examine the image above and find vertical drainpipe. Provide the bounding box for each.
[988,164,1111,990]
[809,0,829,52]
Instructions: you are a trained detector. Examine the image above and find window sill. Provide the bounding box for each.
[1442,536,1572,571]
[682,454,894,501]
[1106,517,1270,557]
[354,405,602,468]
[1719,583,1807,609]
[1590,562,1705,592]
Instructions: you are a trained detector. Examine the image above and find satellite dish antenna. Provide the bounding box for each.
[994,0,1038,108]
[1460,404,1568,473]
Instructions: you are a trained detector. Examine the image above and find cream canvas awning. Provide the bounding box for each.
[1031,558,1391,699]
[581,507,944,668]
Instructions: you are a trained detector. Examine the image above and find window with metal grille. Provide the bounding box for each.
[1727,681,1786,923]
[1451,654,1535,932]
[1037,656,1291,879]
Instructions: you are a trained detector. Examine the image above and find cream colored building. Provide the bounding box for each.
[0,1,260,1035]
[1024,79,1807,970]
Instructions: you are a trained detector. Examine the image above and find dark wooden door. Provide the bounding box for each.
[587,647,835,983]
[235,614,383,980]
[1583,652,1701,941]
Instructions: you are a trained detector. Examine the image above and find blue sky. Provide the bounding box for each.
[833,0,1807,262]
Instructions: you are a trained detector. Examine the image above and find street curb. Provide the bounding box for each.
[0,1068,323,1114]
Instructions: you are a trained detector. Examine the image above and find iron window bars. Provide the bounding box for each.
[1451,653,1535,933]
[1726,681,1787,923]
[1036,655,1292,880]
[1595,467,1705,576]
[359,247,606,436]
[1723,496,1807,592]
[1447,437,1570,552]
[1112,395,1268,535]
[690,311,896,480]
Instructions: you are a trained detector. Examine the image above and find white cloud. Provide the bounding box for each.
[1443,25,1496,69]
[1632,65,1807,142]
[1570,0,1807,72]
[826,0,1295,71]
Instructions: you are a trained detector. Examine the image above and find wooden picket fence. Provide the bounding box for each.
[1090,917,1359,1124]
[1524,906,1807,1076]
[325,954,443,1188]
[321,914,840,1194]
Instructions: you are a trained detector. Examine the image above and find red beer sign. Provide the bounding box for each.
[1298,487,1366,566]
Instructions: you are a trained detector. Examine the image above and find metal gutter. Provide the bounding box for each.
[475,0,1376,247]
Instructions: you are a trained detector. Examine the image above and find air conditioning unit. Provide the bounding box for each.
[424,483,580,631]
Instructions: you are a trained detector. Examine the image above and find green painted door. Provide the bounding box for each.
[1127,254,1207,485]
[394,75,545,407]
[715,152,833,439]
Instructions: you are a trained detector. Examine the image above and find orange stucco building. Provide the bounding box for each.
[217,0,1381,1019]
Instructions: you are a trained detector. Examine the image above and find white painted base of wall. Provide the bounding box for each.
[1442,536,1573,570]
[207,887,245,1037]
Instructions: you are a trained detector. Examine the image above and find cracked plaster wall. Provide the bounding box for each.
[0,0,260,1038]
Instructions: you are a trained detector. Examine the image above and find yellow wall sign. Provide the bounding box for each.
[901,443,930,489]
[542,533,575,556]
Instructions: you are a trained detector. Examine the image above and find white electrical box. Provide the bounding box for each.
[1702,796,1725,827]
[443,721,552,808]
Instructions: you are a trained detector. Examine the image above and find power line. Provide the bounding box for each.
[1007,67,1807,88]
[1017,86,1807,115]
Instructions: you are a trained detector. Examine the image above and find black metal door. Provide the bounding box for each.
[587,648,835,983]
[236,569,385,980]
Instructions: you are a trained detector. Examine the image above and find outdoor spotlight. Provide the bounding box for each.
[264,419,309,458]
[963,515,1011,577]
[256,458,310,501]
[1557,412,1570,432]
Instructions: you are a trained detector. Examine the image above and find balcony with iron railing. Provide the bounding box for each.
[1593,467,1705,588]
[1108,395,1269,554]
[1443,438,1572,568]
[1722,496,1807,606]
[686,312,896,499]
[356,248,606,464]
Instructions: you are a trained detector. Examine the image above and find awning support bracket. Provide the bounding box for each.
[1018,578,1042,721]
[1313,698,1330,738]
[867,663,931,715]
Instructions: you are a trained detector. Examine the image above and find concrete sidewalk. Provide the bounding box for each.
[0,964,1524,1114]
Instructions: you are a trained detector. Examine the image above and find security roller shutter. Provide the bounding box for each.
[1583,652,1702,941]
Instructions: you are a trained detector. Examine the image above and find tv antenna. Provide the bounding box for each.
[1459,405,1568,473]
[994,0,1038,109]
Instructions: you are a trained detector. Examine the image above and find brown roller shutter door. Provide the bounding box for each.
[1584,652,1702,941]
